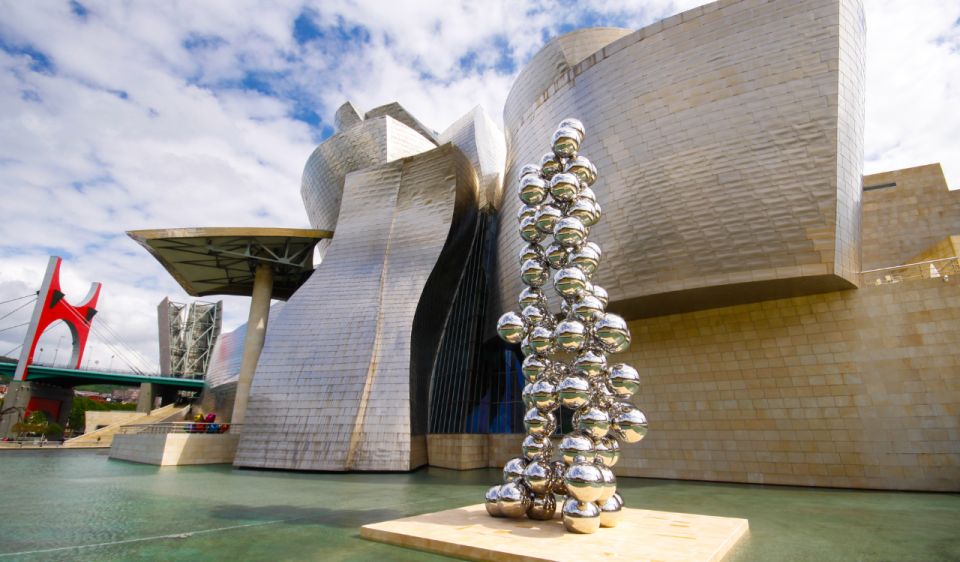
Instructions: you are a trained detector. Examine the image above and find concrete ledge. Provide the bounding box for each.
[110,433,239,465]
[361,503,749,562]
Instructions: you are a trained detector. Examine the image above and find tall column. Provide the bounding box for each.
[231,263,274,426]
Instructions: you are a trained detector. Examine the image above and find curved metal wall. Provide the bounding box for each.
[497,0,866,320]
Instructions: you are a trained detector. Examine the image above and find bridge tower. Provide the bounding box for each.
[0,256,101,439]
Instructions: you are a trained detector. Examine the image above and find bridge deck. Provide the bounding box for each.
[0,362,204,390]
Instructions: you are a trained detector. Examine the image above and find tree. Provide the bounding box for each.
[12,410,61,439]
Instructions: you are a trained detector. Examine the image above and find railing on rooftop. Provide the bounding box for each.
[118,422,239,435]
[861,256,959,286]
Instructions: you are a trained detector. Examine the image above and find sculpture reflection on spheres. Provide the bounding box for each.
[489,119,649,533]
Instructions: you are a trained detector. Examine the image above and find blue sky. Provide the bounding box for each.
[0,0,958,370]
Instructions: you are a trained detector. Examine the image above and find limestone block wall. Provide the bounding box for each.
[862,164,960,270]
[111,433,240,466]
[235,144,479,471]
[497,0,866,320]
[84,411,145,432]
[615,278,960,491]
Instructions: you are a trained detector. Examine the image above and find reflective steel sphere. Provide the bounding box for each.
[503,457,527,484]
[518,175,548,205]
[591,285,609,307]
[517,163,541,182]
[563,155,593,185]
[530,378,559,412]
[596,464,617,503]
[554,216,587,248]
[544,242,569,269]
[522,382,535,409]
[521,304,549,328]
[579,186,597,202]
[569,244,601,276]
[522,434,552,461]
[527,325,554,355]
[574,405,611,440]
[518,242,542,266]
[609,363,640,397]
[540,152,562,178]
[562,498,601,534]
[567,198,598,228]
[534,204,563,234]
[518,286,544,309]
[497,481,531,518]
[613,406,648,443]
[595,313,631,353]
[553,267,588,300]
[516,203,538,224]
[496,312,525,344]
[527,493,557,521]
[573,349,607,378]
[595,436,621,467]
[550,460,568,495]
[485,485,503,517]
[559,431,596,465]
[553,319,586,352]
[599,493,623,528]
[519,216,543,243]
[558,375,592,409]
[521,355,550,383]
[549,172,580,202]
[564,459,604,503]
[520,336,533,357]
[592,201,602,225]
[552,127,581,159]
[523,407,556,437]
[520,258,549,287]
[523,459,553,494]
[572,295,605,324]
[558,118,586,142]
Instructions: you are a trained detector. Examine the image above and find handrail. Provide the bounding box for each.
[861,256,960,274]
[861,256,959,286]
[118,422,240,435]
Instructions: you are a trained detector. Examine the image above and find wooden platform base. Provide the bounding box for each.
[361,503,749,562]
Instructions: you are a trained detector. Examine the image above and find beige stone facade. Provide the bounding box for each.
[111,433,240,466]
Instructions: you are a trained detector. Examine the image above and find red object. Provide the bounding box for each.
[25,397,62,422]
[20,257,101,381]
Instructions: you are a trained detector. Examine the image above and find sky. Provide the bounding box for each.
[0,0,958,373]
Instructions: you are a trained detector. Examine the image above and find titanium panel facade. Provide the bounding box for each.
[497,0,866,320]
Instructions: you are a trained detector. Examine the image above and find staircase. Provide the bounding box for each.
[63,404,189,448]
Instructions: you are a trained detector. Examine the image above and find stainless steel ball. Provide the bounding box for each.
[613,406,648,443]
[518,242,542,266]
[564,459,604,503]
[559,431,596,465]
[595,313,631,353]
[595,435,621,467]
[518,175,548,205]
[518,286,544,309]
[598,494,623,528]
[591,284,609,307]
[520,258,549,288]
[522,382,535,408]
[534,204,563,234]
[549,172,580,202]
[552,319,587,352]
[520,336,533,357]
[552,127,581,159]
[563,155,593,185]
[497,481,531,519]
[527,493,557,521]
[567,198,598,228]
[517,163,541,182]
[550,460,568,495]
[516,203,538,224]
[521,304,549,328]
[562,498,601,534]
[609,363,640,397]
[554,216,587,248]
[579,186,597,202]
[596,463,617,503]
[573,349,607,378]
[521,434,553,461]
[519,216,543,243]
[521,355,550,383]
[540,152,562,178]
[496,312,525,344]
[503,457,527,483]
[569,244,601,276]
[523,407,556,437]
[544,242,569,269]
[572,295,605,324]
[574,405,611,440]
[527,325,554,355]
[529,378,559,412]
[553,267,587,300]
[485,485,503,517]
[522,459,553,494]
[558,375,592,409]
[558,118,586,142]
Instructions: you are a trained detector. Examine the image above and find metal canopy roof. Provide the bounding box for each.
[127,227,333,300]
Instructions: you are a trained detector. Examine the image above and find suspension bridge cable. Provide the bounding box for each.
[1,343,23,358]
[0,322,29,334]
[0,298,36,323]
[0,293,37,307]
[57,304,156,374]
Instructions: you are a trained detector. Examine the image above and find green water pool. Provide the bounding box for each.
[0,450,957,561]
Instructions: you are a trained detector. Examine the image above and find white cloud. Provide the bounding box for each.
[0,0,957,372]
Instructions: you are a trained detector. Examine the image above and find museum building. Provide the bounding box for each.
[203,0,960,491]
